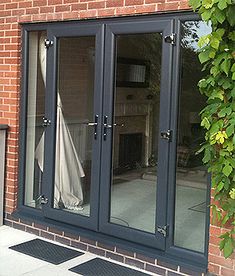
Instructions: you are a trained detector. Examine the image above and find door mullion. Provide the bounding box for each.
[41,31,57,211]
[155,20,174,243]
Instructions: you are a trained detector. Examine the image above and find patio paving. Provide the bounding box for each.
[0,226,158,276]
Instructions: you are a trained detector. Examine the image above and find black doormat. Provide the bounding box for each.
[9,238,83,264]
[69,258,150,276]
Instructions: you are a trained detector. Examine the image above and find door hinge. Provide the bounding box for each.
[37,195,48,205]
[44,39,53,49]
[160,130,172,142]
[164,33,176,45]
[157,225,169,237]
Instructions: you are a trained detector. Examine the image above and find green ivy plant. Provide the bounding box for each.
[189,0,235,258]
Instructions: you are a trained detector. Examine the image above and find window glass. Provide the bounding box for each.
[24,31,46,208]
[110,33,162,233]
[174,21,212,252]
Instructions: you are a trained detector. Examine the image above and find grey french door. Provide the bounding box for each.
[42,23,105,230]
[99,19,174,250]
[42,18,174,250]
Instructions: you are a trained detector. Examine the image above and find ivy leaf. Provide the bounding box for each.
[218,107,232,117]
[231,63,235,72]
[220,238,226,250]
[216,181,224,192]
[211,36,220,49]
[221,213,229,225]
[223,237,234,259]
[203,148,211,163]
[228,157,235,169]
[202,9,213,21]
[208,90,224,100]
[226,124,235,137]
[227,4,235,26]
[189,0,201,10]
[221,59,231,76]
[201,117,211,129]
[214,7,226,23]
[228,31,235,41]
[218,0,227,10]
[198,35,210,48]
[199,50,211,63]
[232,72,235,80]
[231,86,235,97]
[223,164,233,177]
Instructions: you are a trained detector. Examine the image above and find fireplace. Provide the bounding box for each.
[118,133,143,169]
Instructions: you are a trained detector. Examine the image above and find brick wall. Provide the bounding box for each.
[0,1,234,276]
[4,213,204,276]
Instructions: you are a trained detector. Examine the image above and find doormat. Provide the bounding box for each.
[9,238,83,264]
[69,258,150,276]
[188,202,206,213]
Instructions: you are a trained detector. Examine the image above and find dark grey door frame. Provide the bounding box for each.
[99,19,175,250]
[18,13,209,268]
[42,23,105,231]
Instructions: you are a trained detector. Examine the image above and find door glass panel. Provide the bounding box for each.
[110,33,162,233]
[174,21,212,252]
[24,31,46,208]
[53,36,95,217]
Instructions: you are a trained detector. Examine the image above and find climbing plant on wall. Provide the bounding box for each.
[189,0,235,258]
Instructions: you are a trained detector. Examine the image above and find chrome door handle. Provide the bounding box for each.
[87,115,98,140]
[87,122,98,126]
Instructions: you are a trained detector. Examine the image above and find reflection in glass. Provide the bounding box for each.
[24,31,46,208]
[174,21,212,252]
[110,33,162,233]
[53,37,95,216]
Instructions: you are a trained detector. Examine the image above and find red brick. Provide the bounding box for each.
[46,12,63,20]
[210,235,221,246]
[71,3,87,11]
[209,244,221,256]
[179,0,191,9]
[125,0,144,6]
[0,11,11,17]
[6,3,18,10]
[208,263,220,274]
[211,225,222,236]
[32,13,47,21]
[64,0,79,3]
[79,9,97,18]
[98,8,115,16]
[55,5,71,12]
[221,267,235,276]
[116,6,136,14]
[88,1,105,9]
[33,0,47,6]
[135,4,156,13]
[40,6,55,13]
[48,0,63,5]
[209,254,234,269]
[145,0,164,3]
[62,12,78,20]
[106,0,124,8]
[19,2,32,9]
[26,7,40,14]
[157,2,179,10]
